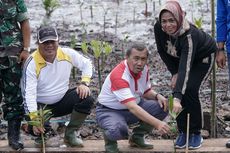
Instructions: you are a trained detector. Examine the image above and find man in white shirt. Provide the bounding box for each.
[96,43,170,153]
[21,26,94,147]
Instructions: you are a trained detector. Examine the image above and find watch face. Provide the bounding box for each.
[24,47,31,52]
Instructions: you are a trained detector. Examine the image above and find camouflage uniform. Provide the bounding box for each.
[0,0,28,120]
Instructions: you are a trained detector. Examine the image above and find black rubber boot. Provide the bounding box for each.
[226,139,230,148]
[8,119,24,151]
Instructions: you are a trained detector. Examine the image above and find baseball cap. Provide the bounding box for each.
[37,26,58,43]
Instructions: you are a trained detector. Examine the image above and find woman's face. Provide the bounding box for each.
[161,11,178,35]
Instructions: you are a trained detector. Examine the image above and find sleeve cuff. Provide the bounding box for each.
[81,76,91,83]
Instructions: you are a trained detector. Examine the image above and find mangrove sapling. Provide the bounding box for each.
[168,95,184,153]
[103,9,109,37]
[133,7,136,24]
[194,17,203,29]
[121,35,129,59]
[168,95,178,153]
[90,5,93,22]
[42,0,60,25]
[79,2,84,22]
[159,0,161,5]
[70,35,77,79]
[81,41,88,55]
[152,1,155,18]
[116,0,119,5]
[27,105,53,153]
[90,40,112,90]
[115,11,118,35]
[91,40,102,90]
[144,0,148,18]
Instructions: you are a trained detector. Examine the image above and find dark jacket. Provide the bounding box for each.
[154,21,217,100]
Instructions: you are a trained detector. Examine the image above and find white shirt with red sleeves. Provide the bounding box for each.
[98,60,151,110]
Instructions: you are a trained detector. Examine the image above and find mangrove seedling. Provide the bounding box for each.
[27,105,53,153]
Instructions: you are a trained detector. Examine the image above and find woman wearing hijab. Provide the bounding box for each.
[154,0,217,150]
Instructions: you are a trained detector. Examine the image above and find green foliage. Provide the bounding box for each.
[90,40,102,59]
[81,41,88,54]
[103,42,112,56]
[88,39,112,90]
[169,95,177,119]
[190,0,203,6]
[42,0,60,18]
[27,106,53,153]
[194,17,203,29]
[28,107,52,125]
[70,35,77,49]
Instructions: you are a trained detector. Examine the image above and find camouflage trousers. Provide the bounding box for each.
[0,56,24,120]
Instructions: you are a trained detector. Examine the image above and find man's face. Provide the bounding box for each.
[38,40,58,62]
[126,48,148,74]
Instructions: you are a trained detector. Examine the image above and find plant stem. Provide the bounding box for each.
[41,133,45,153]
[90,5,93,22]
[97,58,102,91]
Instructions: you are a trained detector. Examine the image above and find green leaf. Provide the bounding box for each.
[81,41,88,54]
[91,40,101,59]
[103,42,112,56]
[28,121,41,127]
[168,95,177,119]
[70,35,77,49]
[194,17,203,29]
[43,109,52,115]
[169,95,173,113]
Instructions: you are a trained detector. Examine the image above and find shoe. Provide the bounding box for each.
[188,133,203,149]
[226,139,230,148]
[175,132,186,149]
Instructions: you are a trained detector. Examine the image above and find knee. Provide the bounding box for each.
[105,123,128,141]
[74,96,94,114]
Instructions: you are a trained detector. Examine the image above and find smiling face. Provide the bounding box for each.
[126,48,148,74]
[160,11,178,35]
[38,40,58,63]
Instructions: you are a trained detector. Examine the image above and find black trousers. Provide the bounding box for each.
[38,88,94,117]
[176,53,215,134]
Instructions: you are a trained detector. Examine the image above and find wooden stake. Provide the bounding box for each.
[186,113,190,153]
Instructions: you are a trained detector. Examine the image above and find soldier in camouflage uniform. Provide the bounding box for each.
[0,0,30,150]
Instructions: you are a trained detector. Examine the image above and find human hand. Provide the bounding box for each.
[173,98,182,113]
[216,51,226,69]
[156,121,170,135]
[157,94,168,112]
[77,84,91,99]
[32,126,45,135]
[171,73,178,89]
[19,50,30,64]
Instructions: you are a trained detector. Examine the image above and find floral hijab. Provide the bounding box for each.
[159,0,190,37]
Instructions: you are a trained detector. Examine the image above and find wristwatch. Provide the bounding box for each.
[23,47,31,52]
